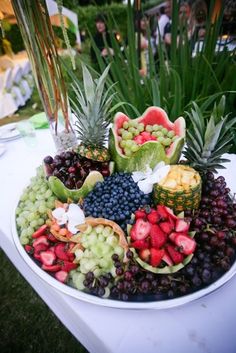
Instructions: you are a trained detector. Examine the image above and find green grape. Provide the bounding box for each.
[130,120,138,128]
[157,136,164,143]
[156,131,163,137]
[163,138,172,146]
[145,125,153,132]
[161,128,168,135]
[167,130,175,138]
[118,128,125,135]
[20,234,29,245]
[120,140,126,148]
[152,124,160,131]
[131,144,139,153]
[123,121,129,129]
[137,123,144,132]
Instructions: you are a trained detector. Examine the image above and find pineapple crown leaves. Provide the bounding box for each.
[183,96,236,173]
[70,63,117,147]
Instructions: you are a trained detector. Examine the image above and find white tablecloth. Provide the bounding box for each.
[0,128,236,353]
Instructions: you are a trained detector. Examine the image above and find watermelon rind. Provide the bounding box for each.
[131,248,194,274]
[109,106,185,173]
[48,171,104,202]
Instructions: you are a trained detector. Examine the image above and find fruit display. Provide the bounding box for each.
[109,106,185,172]
[14,82,236,305]
[153,165,202,212]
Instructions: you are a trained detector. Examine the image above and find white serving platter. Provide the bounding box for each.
[11,194,236,310]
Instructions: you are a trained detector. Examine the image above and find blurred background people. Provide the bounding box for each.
[155,6,170,46]
[90,13,114,68]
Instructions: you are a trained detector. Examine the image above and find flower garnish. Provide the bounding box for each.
[52,203,85,234]
[132,162,170,194]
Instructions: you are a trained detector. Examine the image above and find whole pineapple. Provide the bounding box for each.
[71,64,115,162]
[183,96,236,175]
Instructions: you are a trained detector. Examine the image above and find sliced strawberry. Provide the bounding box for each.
[40,250,56,266]
[139,248,150,262]
[55,270,68,283]
[166,244,184,264]
[131,240,149,249]
[33,235,49,248]
[60,261,78,272]
[150,248,164,267]
[162,250,174,266]
[134,209,146,220]
[150,224,167,248]
[165,206,178,220]
[147,210,160,224]
[159,221,174,235]
[133,135,145,145]
[32,225,48,239]
[156,205,169,220]
[130,219,151,241]
[33,253,41,261]
[175,218,190,233]
[34,243,49,254]
[54,243,70,261]
[169,232,179,242]
[174,234,196,255]
[42,264,61,272]
[24,245,34,254]
[47,233,59,243]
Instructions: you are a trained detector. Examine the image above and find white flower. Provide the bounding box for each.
[132,162,170,194]
[52,204,85,234]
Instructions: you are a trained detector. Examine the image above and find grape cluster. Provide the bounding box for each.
[44,150,110,190]
[16,167,56,245]
[83,173,151,231]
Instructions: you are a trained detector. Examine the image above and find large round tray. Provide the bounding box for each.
[11,197,236,310]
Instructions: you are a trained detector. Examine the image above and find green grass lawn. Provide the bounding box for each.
[0,249,88,353]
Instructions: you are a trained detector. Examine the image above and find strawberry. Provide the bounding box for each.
[60,261,78,272]
[54,243,70,261]
[134,209,146,220]
[150,224,167,248]
[174,234,196,255]
[130,219,151,241]
[131,240,149,249]
[147,210,160,224]
[175,219,190,233]
[40,250,56,266]
[150,248,164,267]
[32,225,48,239]
[24,245,34,254]
[139,248,150,262]
[133,135,145,145]
[156,205,169,220]
[166,244,184,264]
[164,206,178,220]
[162,250,174,266]
[47,233,59,243]
[34,243,49,254]
[33,235,49,248]
[55,270,68,283]
[33,253,42,261]
[159,221,174,235]
[42,264,61,272]
[169,232,179,242]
